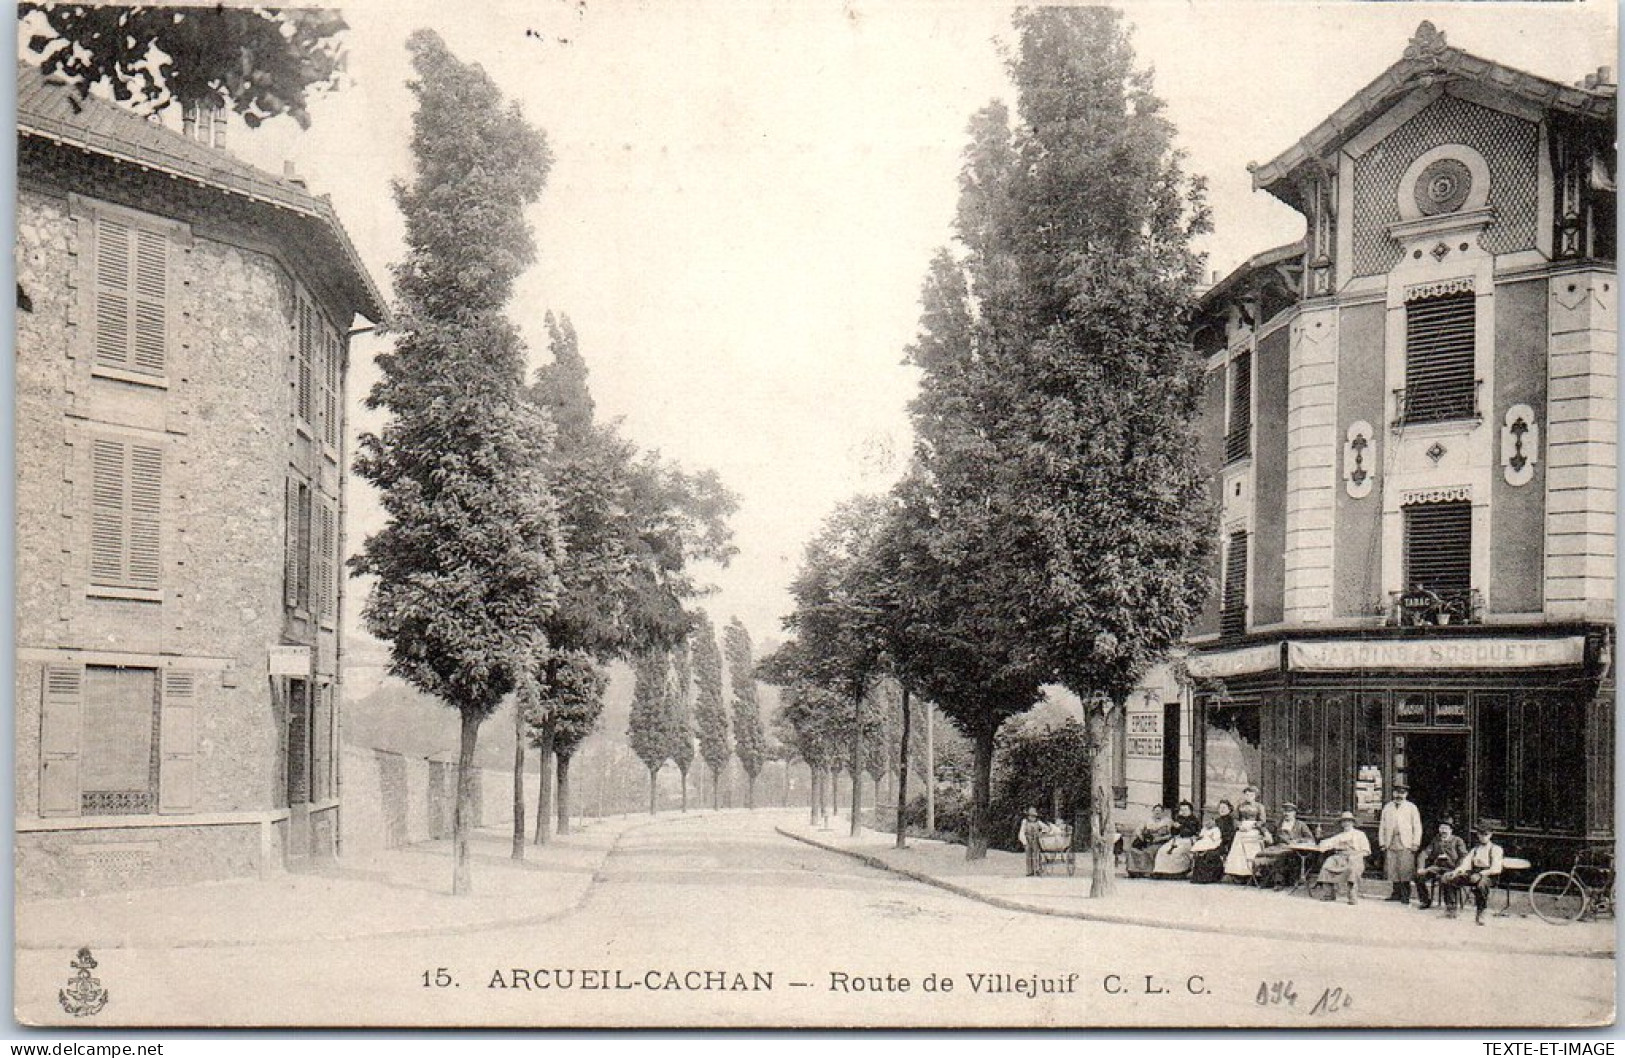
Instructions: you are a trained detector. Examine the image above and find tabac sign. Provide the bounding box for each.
[1287,637,1585,672]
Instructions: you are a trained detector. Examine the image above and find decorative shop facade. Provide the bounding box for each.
[1184,628,1612,869]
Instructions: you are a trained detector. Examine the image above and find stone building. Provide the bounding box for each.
[14,65,384,896]
[1118,25,1615,869]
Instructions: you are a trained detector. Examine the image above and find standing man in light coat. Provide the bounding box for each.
[1379,783,1424,904]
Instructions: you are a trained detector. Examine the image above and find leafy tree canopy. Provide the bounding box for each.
[21,4,348,128]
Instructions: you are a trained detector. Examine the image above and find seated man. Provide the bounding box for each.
[1443,823,1504,924]
[1314,811,1371,905]
[1252,802,1315,889]
[1414,818,1468,912]
[1125,805,1173,878]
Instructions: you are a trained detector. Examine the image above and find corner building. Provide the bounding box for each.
[1132,26,1614,868]
[14,66,384,895]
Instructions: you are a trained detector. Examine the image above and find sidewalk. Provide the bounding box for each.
[16,815,650,951]
[779,821,1617,959]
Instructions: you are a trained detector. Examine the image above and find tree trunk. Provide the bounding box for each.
[453,710,482,895]
[1087,702,1117,898]
[895,686,911,849]
[710,766,720,810]
[925,703,936,834]
[648,764,659,815]
[746,773,756,810]
[678,766,689,812]
[556,751,572,836]
[511,705,527,861]
[533,716,555,845]
[809,764,820,825]
[849,714,863,837]
[966,725,995,861]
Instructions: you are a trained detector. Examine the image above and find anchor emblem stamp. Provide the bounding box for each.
[58,947,109,1017]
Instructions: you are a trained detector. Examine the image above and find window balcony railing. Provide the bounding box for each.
[1387,587,1483,627]
[1392,380,1483,429]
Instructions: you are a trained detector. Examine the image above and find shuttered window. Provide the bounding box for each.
[1225,351,1252,463]
[89,437,162,591]
[1403,292,1476,424]
[1403,501,1472,594]
[94,218,167,376]
[1220,530,1248,637]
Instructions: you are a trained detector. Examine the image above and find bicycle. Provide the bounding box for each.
[1528,847,1615,925]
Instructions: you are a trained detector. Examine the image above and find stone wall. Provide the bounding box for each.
[339,745,516,857]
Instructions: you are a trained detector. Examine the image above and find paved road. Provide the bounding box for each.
[15,811,1614,1028]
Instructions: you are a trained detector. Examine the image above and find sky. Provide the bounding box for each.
[209,0,1615,654]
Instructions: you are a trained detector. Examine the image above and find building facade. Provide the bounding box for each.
[15,66,383,896]
[1119,25,1615,870]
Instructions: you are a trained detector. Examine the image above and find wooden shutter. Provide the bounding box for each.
[1403,501,1472,593]
[39,664,83,816]
[93,219,166,375]
[1404,293,1475,423]
[317,499,336,621]
[325,328,342,448]
[297,483,313,610]
[284,478,302,608]
[131,230,167,374]
[89,437,162,590]
[94,219,131,368]
[1221,530,1248,636]
[158,670,198,813]
[1225,351,1252,462]
[90,439,127,586]
[296,298,314,425]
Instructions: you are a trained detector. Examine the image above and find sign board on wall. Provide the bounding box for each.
[1287,637,1584,671]
[1127,736,1163,759]
[268,645,312,677]
[1128,714,1161,735]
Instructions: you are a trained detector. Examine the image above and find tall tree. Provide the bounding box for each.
[627,650,676,814]
[773,680,848,827]
[520,314,736,851]
[21,5,347,128]
[691,614,732,809]
[723,618,767,809]
[983,8,1213,895]
[352,31,558,896]
[531,651,605,838]
[667,641,698,812]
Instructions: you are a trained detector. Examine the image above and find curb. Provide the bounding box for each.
[776,827,1614,961]
[17,818,661,953]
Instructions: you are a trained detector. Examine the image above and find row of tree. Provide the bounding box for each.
[626,614,770,814]
[352,34,737,894]
[760,8,1217,898]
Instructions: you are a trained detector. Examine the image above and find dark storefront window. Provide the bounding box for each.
[1518,695,1585,834]
[1476,693,1509,825]
[1204,701,1261,811]
[1292,696,1317,813]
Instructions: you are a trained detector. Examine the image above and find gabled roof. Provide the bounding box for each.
[1250,22,1616,212]
[17,64,385,323]
[1197,240,1305,316]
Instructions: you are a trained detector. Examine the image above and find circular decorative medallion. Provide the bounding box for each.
[1414,158,1473,215]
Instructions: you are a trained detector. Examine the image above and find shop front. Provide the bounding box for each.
[1187,631,1612,872]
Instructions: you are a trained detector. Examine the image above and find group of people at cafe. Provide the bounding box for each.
[1117,784,1506,922]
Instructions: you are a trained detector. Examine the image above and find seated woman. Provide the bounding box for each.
[1189,800,1236,884]
[1125,805,1173,878]
[1250,802,1316,888]
[1314,811,1372,904]
[1151,800,1200,878]
[1224,811,1268,883]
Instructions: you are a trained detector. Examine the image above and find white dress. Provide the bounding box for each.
[1224,819,1265,878]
